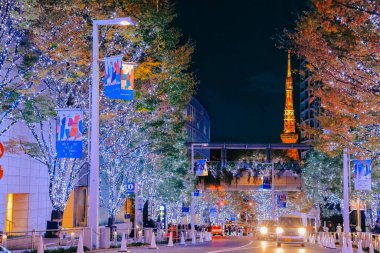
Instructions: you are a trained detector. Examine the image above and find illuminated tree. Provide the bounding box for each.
[302,149,380,217]
[0,0,38,136]
[288,0,380,157]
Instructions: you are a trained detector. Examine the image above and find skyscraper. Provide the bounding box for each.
[300,61,320,143]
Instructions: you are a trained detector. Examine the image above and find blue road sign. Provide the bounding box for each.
[194,190,200,197]
[126,182,135,194]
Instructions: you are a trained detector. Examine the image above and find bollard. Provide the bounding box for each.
[191,231,196,245]
[37,235,44,253]
[77,232,85,253]
[180,232,186,245]
[348,238,353,253]
[199,232,204,243]
[119,232,129,252]
[167,232,174,247]
[369,242,374,253]
[341,237,348,253]
[357,240,363,253]
[149,232,158,249]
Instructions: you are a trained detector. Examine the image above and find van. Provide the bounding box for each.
[276,213,307,247]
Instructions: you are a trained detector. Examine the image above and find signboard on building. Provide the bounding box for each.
[195,159,208,176]
[277,193,287,208]
[56,109,83,158]
[353,159,371,191]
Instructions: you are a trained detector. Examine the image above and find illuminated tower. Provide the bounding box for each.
[280,50,299,160]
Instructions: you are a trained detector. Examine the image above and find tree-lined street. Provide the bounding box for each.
[0,0,379,253]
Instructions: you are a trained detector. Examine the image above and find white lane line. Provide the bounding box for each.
[205,240,254,253]
[206,241,277,253]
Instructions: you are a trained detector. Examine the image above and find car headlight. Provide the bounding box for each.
[276,227,283,234]
[260,226,268,235]
[298,227,306,235]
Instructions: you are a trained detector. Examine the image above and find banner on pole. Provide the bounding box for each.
[104,56,134,100]
[210,208,216,217]
[261,176,271,189]
[56,109,83,158]
[182,203,190,213]
[277,193,287,208]
[120,62,134,100]
[195,159,208,176]
[353,159,371,191]
[159,204,167,229]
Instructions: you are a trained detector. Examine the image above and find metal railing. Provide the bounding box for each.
[0,227,86,251]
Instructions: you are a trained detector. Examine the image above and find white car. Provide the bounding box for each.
[276,215,306,247]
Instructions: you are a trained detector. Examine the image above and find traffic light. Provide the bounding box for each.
[218,201,224,207]
[248,201,253,206]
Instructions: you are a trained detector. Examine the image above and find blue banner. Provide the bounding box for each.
[126,182,135,194]
[159,204,167,229]
[195,159,208,176]
[182,203,190,213]
[56,110,83,158]
[277,193,286,208]
[104,56,134,100]
[261,176,271,189]
[353,159,371,191]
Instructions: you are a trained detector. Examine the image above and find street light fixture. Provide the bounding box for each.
[89,17,135,250]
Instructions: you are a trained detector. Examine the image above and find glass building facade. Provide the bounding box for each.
[186,97,210,159]
[300,61,320,143]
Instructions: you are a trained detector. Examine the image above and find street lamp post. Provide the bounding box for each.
[343,148,350,233]
[89,17,135,250]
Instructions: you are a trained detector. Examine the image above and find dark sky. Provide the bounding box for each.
[174,0,308,143]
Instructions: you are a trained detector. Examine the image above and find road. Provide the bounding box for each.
[98,237,341,253]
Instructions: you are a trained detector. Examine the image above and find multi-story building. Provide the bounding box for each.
[0,122,51,233]
[300,61,320,143]
[186,97,211,160]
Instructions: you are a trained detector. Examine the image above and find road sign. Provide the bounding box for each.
[126,182,135,194]
[193,190,200,197]
[0,165,3,181]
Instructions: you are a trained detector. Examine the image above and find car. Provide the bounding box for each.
[257,220,277,240]
[0,246,11,253]
[211,225,223,236]
[276,214,306,247]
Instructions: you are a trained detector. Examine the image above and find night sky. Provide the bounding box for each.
[174,0,308,143]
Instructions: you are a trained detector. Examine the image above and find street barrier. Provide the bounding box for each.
[307,231,380,253]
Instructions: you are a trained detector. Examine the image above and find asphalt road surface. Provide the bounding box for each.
[100,237,341,253]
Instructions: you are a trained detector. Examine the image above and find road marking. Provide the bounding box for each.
[206,241,277,253]
[205,240,255,253]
